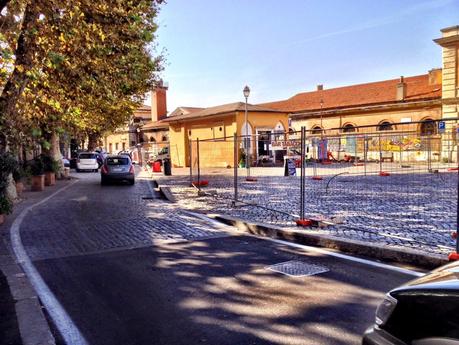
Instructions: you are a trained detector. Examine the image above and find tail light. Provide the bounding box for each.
[101,165,108,174]
[129,165,135,174]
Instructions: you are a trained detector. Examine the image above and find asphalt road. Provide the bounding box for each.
[19,171,414,345]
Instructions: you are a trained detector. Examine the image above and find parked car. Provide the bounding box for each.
[100,155,135,185]
[363,260,459,345]
[150,146,169,165]
[61,156,70,168]
[118,151,133,160]
[76,152,99,172]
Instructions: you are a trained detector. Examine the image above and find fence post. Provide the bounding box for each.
[197,138,201,191]
[300,126,306,220]
[189,139,193,187]
[234,133,238,203]
[379,133,382,173]
[427,135,432,172]
[364,135,367,176]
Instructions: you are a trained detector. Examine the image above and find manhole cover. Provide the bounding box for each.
[267,260,329,277]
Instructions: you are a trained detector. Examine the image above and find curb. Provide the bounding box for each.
[0,178,76,345]
[209,213,448,270]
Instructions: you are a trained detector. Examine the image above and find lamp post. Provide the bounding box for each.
[243,85,250,177]
[136,127,142,166]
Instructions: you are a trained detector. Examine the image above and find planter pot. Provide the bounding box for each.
[63,167,70,179]
[15,181,24,196]
[0,214,4,225]
[44,172,56,186]
[31,175,45,192]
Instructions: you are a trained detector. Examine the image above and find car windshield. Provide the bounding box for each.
[107,157,130,165]
[79,153,96,159]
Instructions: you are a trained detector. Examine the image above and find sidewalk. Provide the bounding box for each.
[0,178,75,345]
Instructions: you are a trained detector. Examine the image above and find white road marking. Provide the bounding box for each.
[10,179,89,345]
[186,211,425,277]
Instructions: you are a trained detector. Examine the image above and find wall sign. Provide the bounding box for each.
[284,158,297,176]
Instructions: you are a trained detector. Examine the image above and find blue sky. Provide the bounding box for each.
[152,0,459,112]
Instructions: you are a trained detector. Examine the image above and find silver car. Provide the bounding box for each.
[100,155,135,185]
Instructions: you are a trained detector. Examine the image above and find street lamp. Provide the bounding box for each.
[243,85,250,177]
[136,127,142,166]
[320,98,324,135]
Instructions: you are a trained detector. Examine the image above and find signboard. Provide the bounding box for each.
[272,140,300,150]
[438,121,446,133]
[284,159,297,176]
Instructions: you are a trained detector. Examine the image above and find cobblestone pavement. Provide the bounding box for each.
[20,171,230,261]
[155,166,458,256]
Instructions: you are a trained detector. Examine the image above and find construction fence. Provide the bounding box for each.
[188,118,459,255]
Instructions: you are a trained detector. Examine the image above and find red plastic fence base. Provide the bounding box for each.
[246,176,258,182]
[452,231,458,240]
[379,171,390,176]
[447,167,459,171]
[448,252,459,261]
[192,180,209,187]
[321,161,332,165]
[311,176,323,180]
[296,219,313,227]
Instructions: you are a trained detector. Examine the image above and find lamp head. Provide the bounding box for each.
[243,85,250,98]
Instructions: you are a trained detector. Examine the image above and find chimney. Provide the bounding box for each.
[317,84,323,91]
[151,80,168,122]
[428,68,442,85]
[396,76,406,101]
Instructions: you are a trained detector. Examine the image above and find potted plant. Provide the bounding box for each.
[29,157,45,191]
[13,165,28,196]
[41,155,58,186]
[0,194,12,225]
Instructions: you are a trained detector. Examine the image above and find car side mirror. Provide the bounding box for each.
[132,161,136,165]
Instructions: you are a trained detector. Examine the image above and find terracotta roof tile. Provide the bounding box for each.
[259,74,441,113]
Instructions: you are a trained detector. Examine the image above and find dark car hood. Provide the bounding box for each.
[391,261,459,295]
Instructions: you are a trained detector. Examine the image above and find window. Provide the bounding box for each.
[342,124,356,133]
[162,134,169,142]
[122,142,126,150]
[131,141,136,146]
[109,143,112,153]
[150,137,156,142]
[311,126,323,134]
[420,119,437,136]
[378,121,393,131]
[107,157,130,165]
[115,143,119,150]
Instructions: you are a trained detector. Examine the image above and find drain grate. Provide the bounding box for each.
[267,260,329,277]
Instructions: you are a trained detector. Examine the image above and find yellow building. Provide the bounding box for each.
[260,26,458,134]
[164,102,288,167]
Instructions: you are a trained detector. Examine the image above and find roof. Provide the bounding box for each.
[259,74,441,114]
[141,120,168,130]
[169,107,204,117]
[164,102,286,123]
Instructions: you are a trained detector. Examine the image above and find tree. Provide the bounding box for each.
[1,0,164,154]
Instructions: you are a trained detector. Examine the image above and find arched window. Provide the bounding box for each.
[378,121,393,131]
[420,119,437,136]
[311,126,323,134]
[150,136,156,142]
[342,124,356,133]
[162,134,169,142]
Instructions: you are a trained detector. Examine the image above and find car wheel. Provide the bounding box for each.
[129,179,135,185]
[101,177,107,185]
[76,168,81,172]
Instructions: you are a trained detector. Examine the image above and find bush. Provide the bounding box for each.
[0,195,12,215]
[0,152,18,193]
[41,154,60,173]
[28,157,44,176]
[12,165,29,182]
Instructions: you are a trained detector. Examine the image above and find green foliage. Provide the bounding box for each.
[0,195,13,215]
[1,0,164,150]
[40,154,59,173]
[0,152,18,192]
[12,164,29,182]
[28,157,44,176]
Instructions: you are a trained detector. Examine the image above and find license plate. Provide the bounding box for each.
[113,168,122,172]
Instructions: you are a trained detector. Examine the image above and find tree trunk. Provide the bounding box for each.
[87,132,100,151]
